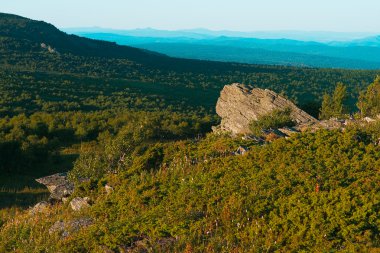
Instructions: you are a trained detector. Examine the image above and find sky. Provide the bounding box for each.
[1,0,380,32]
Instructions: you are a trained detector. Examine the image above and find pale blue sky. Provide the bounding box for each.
[1,0,380,32]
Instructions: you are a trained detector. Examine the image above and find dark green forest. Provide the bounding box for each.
[0,13,379,252]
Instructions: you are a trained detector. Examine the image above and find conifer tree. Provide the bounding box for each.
[319,82,347,119]
[357,76,380,117]
[319,93,333,120]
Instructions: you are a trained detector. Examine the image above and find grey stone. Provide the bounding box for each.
[35,172,74,201]
[105,184,114,194]
[234,146,248,155]
[29,201,50,215]
[278,127,300,136]
[296,118,346,132]
[49,221,68,237]
[214,84,317,135]
[70,197,91,211]
[49,217,93,238]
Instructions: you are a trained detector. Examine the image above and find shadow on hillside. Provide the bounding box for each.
[0,153,78,209]
[0,190,49,209]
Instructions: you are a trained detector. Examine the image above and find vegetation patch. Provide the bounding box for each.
[249,108,295,136]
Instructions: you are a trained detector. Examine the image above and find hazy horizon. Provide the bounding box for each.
[62,26,379,34]
[62,27,379,43]
[2,0,380,33]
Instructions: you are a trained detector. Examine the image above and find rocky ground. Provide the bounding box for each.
[213,83,380,141]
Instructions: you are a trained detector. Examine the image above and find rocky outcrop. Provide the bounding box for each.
[40,43,58,54]
[214,84,317,135]
[36,172,74,201]
[296,119,346,132]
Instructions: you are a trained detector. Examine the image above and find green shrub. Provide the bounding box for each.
[249,108,295,135]
[2,128,380,252]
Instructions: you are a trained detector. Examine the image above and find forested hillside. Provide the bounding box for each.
[0,13,379,252]
[1,13,379,115]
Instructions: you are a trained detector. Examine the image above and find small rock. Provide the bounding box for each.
[49,217,93,238]
[69,217,93,230]
[278,127,299,136]
[297,118,346,132]
[234,146,248,155]
[70,197,91,211]
[363,117,375,123]
[242,135,265,143]
[29,201,50,215]
[105,184,114,194]
[49,221,67,237]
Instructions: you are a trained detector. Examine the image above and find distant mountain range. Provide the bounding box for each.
[63,28,380,70]
[63,27,378,42]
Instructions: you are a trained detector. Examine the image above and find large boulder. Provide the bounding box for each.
[214,84,317,135]
[36,172,74,201]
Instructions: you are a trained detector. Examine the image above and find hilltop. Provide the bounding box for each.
[0,13,379,252]
[1,83,380,251]
[0,13,164,61]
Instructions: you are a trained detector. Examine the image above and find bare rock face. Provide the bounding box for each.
[214,84,317,135]
[36,172,74,201]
